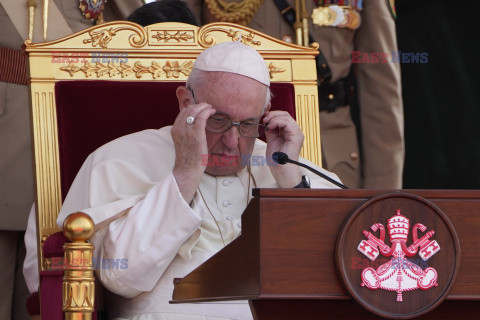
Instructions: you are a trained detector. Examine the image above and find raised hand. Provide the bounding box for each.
[171,101,216,203]
[263,110,304,188]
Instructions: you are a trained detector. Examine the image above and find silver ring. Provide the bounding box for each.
[186,116,195,125]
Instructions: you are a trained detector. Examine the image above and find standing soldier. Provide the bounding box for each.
[0,1,142,318]
[187,0,404,189]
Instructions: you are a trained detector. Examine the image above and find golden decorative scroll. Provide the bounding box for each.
[83,25,147,49]
[225,29,260,46]
[83,27,116,48]
[198,26,265,47]
[268,62,286,79]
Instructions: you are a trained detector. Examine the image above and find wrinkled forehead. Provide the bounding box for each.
[197,71,267,119]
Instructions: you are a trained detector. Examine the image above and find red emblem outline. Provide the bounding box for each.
[357,209,440,301]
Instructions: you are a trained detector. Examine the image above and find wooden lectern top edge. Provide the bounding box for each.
[252,188,480,199]
[447,295,480,301]
[170,295,258,304]
[171,294,352,304]
[258,293,351,300]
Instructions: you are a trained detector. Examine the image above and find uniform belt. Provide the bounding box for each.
[0,47,28,86]
[318,70,355,112]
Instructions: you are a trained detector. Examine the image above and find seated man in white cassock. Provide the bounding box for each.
[56,41,341,320]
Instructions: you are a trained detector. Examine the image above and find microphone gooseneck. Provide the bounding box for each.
[271,151,348,189]
[272,151,289,164]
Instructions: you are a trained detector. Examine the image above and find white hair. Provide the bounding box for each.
[186,69,272,112]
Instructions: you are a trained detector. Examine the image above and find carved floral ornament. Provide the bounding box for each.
[80,24,265,49]
[60,60,193,79]
[198,26,262,47]
[63,281,94,308]
[83,25,147,49]
[60,60,284,80]
[225,29,260,46]
[268,63,285,78]
[151,30,195,43]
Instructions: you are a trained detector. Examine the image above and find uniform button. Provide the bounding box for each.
[226,216,233,221]
[237,221,242,228]
[222,200,231,207]
[282,35,293,43]
[350,152,359,160]
[222,179,230,186]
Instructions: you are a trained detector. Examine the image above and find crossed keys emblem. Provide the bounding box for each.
[357,209,440,302]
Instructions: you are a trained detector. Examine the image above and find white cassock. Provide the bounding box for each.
[56,126,340,320]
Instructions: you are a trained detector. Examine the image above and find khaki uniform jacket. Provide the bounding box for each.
[0,0,141,230]
[189,0,404,188]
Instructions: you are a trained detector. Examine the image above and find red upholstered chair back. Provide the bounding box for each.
[55,80,296,199]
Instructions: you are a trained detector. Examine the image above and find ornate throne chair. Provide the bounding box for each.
[25,21,322,319]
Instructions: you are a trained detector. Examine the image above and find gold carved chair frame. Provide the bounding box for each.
[25,21,321,318]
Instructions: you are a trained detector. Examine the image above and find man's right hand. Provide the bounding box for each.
[171,102,216,204]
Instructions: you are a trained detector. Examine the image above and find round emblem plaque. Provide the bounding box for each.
[336,193,460,319]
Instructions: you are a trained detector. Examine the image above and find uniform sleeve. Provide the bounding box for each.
[355,0,405,188]
[93,172,206,298]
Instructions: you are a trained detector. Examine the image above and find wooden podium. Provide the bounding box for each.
[172,189,480,319]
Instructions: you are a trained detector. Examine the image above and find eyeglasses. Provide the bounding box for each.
[188,87,267,138]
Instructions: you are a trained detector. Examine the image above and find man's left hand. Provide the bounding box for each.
[263,111,304,188]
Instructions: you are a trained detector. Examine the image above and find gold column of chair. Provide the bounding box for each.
[62,213,95,320]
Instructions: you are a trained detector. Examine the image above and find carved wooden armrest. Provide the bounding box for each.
[62,212,95,320]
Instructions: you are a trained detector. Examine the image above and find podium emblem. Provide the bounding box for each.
[336,193,460,319]
[357,209,439,302]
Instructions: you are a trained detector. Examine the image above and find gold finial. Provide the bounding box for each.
[300,0,309,46]
[294,0,303,45]
[309,42,320,50]
[43,0,49,41]
[63,212,94,242]
[27,0,37,40]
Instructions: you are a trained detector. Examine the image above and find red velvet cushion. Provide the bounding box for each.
[26,291,40,316]
[39,270,98,320]
[40,270,64,320]
[55,80,296,199]
[42,231,69,258]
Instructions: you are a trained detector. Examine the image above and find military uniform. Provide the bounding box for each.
[187,0,404,188]
[0,1,141,318]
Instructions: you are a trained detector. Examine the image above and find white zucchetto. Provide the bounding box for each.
[193,41,270,86]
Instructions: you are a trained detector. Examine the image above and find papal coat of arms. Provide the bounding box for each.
[357,209,440,302]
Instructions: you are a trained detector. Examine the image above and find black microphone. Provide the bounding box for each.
[272,151,348,189]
